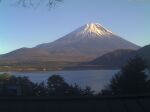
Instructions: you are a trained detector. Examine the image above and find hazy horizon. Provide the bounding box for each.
[0,0,150,54]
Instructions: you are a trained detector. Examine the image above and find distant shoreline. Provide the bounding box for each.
[0,65,119,72]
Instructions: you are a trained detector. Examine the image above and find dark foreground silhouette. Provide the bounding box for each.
[0,56,150,112]
[0,95,150,112]
[0,74,94,96]
[101,56,150,95]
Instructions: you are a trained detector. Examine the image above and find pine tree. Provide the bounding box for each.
[102,56,150,95]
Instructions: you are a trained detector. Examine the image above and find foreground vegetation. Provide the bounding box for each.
[101,56,150,95]
[0,73,94,96]
[0,56,150,96]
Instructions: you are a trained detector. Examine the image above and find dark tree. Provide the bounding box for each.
[47,75,95,96]
[101,56,150,95]
[47,75,71,96]
[64,84,94,96]
[81,86,94,96]
[0,74,35,96]
[0,73,95,96]
[17,76,35,96]
[33,82,48,96]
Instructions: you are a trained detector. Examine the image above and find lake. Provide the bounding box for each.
[0,70,119,93]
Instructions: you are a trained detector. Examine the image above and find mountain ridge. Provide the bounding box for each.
[88,44,150,68]
[0,23,140,64]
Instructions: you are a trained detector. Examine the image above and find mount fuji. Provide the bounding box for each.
[0,23,140,64]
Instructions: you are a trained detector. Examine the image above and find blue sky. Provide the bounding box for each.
[0,0,150,54]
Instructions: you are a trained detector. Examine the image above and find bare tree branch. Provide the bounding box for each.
[0,0,63,8]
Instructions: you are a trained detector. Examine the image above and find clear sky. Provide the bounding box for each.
[0,0,150,54]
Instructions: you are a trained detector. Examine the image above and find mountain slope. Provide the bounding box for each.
[88,49,136,68]
[0,23,140,64]
[88,44,150,68]
[137,45,150,67]
[35,23,139,61]
[37,23,139,57]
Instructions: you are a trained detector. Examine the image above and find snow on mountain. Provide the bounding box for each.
[76,23,113,38]
[0,23,140,63]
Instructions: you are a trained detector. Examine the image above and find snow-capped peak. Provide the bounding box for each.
[77,23,113,38]
[84,23,112,34]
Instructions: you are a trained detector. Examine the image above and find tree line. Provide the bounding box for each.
[0,73,94,96]
[0,56,150,96]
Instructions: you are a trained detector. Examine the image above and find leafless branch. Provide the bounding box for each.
[0,0,63,8]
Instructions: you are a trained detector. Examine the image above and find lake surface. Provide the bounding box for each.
[0,70,119,93]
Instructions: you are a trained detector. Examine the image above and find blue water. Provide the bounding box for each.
[0,70,119,92]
